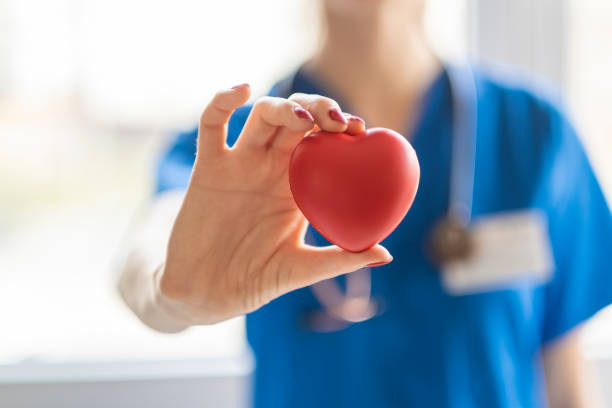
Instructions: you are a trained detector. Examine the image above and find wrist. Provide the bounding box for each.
[157,262,231,326]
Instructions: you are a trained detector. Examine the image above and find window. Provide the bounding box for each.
[0,0,468,368]
[3,0,610,405]
[566,0,612,355]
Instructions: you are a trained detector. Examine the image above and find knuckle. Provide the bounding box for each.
[288,92,306,100]
[252,96,289,117]
[281,99,299,112]
[211,89,230,104]
[200,94,223,119]
[289,93,337,113]
[201,97,232,124]
[251,96,275,112]
[213,89,226,99]
[199,107,210,124]
[199,106,220,125]
[312,95,336,110]
[255,95,276,105]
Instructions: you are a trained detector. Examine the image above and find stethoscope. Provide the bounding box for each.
[279,63,479,332]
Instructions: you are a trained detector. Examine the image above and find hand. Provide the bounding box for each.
[159,84,392,325]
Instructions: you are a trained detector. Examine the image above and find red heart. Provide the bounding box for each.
[289,127,420,252]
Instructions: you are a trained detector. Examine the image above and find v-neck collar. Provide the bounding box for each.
[288,66,450,150]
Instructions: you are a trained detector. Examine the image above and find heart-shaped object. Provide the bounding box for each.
[289,127,420,252]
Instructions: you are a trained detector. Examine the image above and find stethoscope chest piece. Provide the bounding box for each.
[429,216,475,265]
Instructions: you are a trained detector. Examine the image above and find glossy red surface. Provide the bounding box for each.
[289,128,420,252]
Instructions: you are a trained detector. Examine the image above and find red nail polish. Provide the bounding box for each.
[329,108,348,124]
[294,107,314,121]
[231,83,249,90]
[366,259,392,267]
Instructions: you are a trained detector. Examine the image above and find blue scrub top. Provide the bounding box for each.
[155,65,612,408]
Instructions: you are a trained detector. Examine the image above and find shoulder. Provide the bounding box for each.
[472,62,572,133]
[468,63,584,208]
[471,62,577,167]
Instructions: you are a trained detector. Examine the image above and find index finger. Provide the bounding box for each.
[288,93,349,133]
[197,84,251,158]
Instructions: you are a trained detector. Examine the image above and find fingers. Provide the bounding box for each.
[288,244,393,289]
[236,97,315,149]
[236,93,362,152]
[289,93,349,133]
[197,83,251,157]
[344,114,366,135]
[272,112,365,152]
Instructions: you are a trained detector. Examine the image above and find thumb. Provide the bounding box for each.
[290,244,393,289]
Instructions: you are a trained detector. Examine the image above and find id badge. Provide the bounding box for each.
[441,210,554,295]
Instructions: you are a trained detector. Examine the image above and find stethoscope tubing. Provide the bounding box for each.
[282,62,478,330]
[446,63,478,225]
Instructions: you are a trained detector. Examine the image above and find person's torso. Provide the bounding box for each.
[242,65,563,408]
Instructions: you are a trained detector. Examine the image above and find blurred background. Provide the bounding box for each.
[0,0,610,406]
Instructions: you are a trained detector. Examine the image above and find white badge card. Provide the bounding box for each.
[441,210,554,295]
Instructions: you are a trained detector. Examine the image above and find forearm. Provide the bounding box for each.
[116,190,192,333]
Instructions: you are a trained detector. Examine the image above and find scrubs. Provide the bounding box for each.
[155,66,612,408]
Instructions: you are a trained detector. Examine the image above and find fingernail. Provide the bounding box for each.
[347,115,365,125]
[366,258,392,268]
[329,108,348,124]
[294,106,314,121]
[231,83,249,90]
